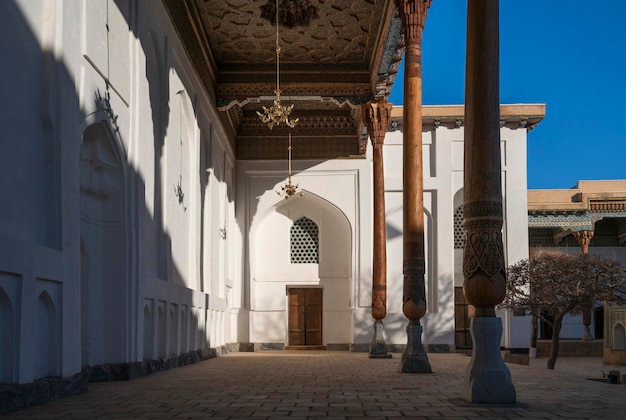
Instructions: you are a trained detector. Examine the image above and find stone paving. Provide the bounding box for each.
[5,351,626,419]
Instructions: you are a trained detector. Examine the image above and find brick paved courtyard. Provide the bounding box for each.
[5,351,626,419]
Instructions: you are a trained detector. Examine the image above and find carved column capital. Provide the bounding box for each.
[395,0,432,44]
[361,101,392,148]
[572,230,594,254]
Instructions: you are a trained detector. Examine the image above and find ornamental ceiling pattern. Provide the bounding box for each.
[196,0,387,68]
[165,0,401,160]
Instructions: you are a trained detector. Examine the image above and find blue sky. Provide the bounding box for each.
[388,1,626,190]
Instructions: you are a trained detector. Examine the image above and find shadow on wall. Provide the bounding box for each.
[0,0,239,413]
[351,275,456,352]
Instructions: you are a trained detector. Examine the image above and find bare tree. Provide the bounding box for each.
[503,251,626,369]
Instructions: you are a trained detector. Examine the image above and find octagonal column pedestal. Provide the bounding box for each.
[399,321,431,372]
[369,320,392,359]
[462,317,515,403]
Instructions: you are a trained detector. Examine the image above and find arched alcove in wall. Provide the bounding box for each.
[80,120,126,366]
[423,206,437,313]
[613,322,626,351]
[180,306,188,354]
[158,304,166,358]
[249,190,353,346]
[385,199,435,313]
[34,291,58,379]
[452,188,473,348]
[0,287,15,383]
[453,188,465,287]
[143,302,153,361]
[190,308,199,350]
[169,304,178,356]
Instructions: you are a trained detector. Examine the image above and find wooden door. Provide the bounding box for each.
[288,288,322,346]
[454,287,472,348]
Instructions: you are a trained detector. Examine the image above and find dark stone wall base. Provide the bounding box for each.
[1,347,225,414]
[89,348,220,382]
[254,342,285,351]
[0,370,89,415]
[536,339,602,357]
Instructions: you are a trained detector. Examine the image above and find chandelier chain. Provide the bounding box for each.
[257,0,298,130]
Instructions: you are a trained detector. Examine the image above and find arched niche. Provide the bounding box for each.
[169,304,178,357]
[143,302,153,361]
[252,190,352,281]
[612,322,626,351]
[190,308,199,350]
[80,120,126,366]
[385,199,436,313]
[34,291,58,379]
[453,188,465,288]
[180,306,188,354]
[249,190,353,345]
[158,305,166,358]
[0,287,15,383]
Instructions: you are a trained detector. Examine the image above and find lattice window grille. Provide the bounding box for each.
[290,217,319,263]
[454,206,466,249]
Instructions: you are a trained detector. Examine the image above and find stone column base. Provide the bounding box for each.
[399,321,431,372]
[369,320,392,358]
[463,317,516,404]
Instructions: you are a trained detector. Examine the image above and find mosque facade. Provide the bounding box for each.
[1,0,553,405]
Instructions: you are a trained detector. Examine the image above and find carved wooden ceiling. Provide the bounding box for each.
[163,0,403,159]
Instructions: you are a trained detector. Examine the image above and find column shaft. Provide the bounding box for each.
[397,0,431,322]
[362,101,393,358]
[462,0,505,317]
[395,0,432,373]
[462,0,515,403]
[362,101,392,321]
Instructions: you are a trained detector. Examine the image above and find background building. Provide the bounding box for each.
[528,180,626,340]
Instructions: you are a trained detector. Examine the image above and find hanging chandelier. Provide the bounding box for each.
[257,0,298,129]
[277,133,303,199]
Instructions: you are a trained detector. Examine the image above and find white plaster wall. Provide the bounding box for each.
[500,127,532,349]
[381,118,531,349]
[238,158,371,345]
[0,0,235,384]
[0,0,86,382]
[381,126,457,347]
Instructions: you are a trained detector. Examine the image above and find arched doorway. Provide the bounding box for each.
[250,191,352,348]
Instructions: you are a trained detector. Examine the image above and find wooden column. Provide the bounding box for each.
[573,230,595,340]
[362,101,393,358]
[462,0,515,403]
[462,0,505,318]
[573,230,594,255]
[395,0,432,373]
